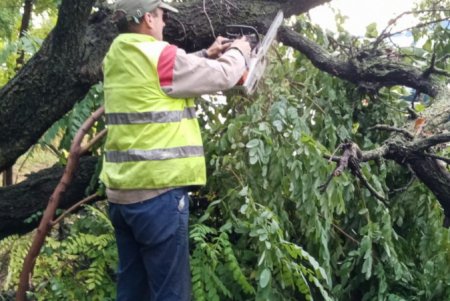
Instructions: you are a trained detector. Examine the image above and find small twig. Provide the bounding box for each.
[327,143,343,163]
[290,83,326,114]
[323,154,340,163]
[223,0,238,10]
[385,17,450,43]
[330,221,360,245]
[50,193,100,226]
[318,173,335,193]
[203,0,216,38]
[374,9,450,48]
[369,124,414,139]
[429,67,450,77]
[436,53,450,64]
[389,175,416,195]
[352,167,387,203]
[170,15,187,43]
[318,213,360,245]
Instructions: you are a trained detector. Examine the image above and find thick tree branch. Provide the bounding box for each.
[278,26,439,96]
[0,156,98,239]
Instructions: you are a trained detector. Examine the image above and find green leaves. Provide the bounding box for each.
[259,268,271,288]
[365,22,379,38]
[1,203,117,300]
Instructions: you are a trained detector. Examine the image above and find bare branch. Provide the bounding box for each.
[353,169,387,203]
[389,175,416,195]
[374,8,450,48]
[50,193,100,226]
[369,124,414,139]
[384,17,450,45]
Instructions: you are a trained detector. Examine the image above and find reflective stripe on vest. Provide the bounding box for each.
[106,107,196,125]
[100,33,206,189]
[106,146,204,162]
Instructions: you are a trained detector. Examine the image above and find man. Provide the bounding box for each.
[100,0,251,300]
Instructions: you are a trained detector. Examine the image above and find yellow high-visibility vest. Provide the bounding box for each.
[100,33,206,189]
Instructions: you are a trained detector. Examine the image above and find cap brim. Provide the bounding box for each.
[159,3,179,13]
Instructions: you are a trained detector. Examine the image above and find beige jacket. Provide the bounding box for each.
[107,44,249,204]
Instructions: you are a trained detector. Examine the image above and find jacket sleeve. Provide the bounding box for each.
[156,45,247,98]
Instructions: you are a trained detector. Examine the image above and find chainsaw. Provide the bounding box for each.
[225,10,284,95]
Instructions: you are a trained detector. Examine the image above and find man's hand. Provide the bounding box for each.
[206,36,232,59]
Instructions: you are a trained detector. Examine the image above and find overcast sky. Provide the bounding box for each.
[309,0,420,44]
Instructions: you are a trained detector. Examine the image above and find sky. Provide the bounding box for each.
[309,0,420,45]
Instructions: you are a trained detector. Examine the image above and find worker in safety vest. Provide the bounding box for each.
[100,0,251,300]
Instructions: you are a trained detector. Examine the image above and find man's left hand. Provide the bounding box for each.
[206,36,232,59]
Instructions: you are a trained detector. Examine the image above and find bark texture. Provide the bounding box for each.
[0,157,98,239]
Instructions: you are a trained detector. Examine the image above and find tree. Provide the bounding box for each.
[1,0,449,300]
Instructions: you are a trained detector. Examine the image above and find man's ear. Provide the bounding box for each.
[143,12,153,29]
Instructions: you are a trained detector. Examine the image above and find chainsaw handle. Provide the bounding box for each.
[224,25,260,50]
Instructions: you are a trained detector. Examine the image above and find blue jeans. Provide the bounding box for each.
[108,188,191,301]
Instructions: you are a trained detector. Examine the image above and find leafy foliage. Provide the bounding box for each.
[1,0,450,300]
[1,204,117,301]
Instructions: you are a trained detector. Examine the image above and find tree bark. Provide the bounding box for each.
[0,157,98,239]
[2,0,35,186]
[0,0,97,172]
